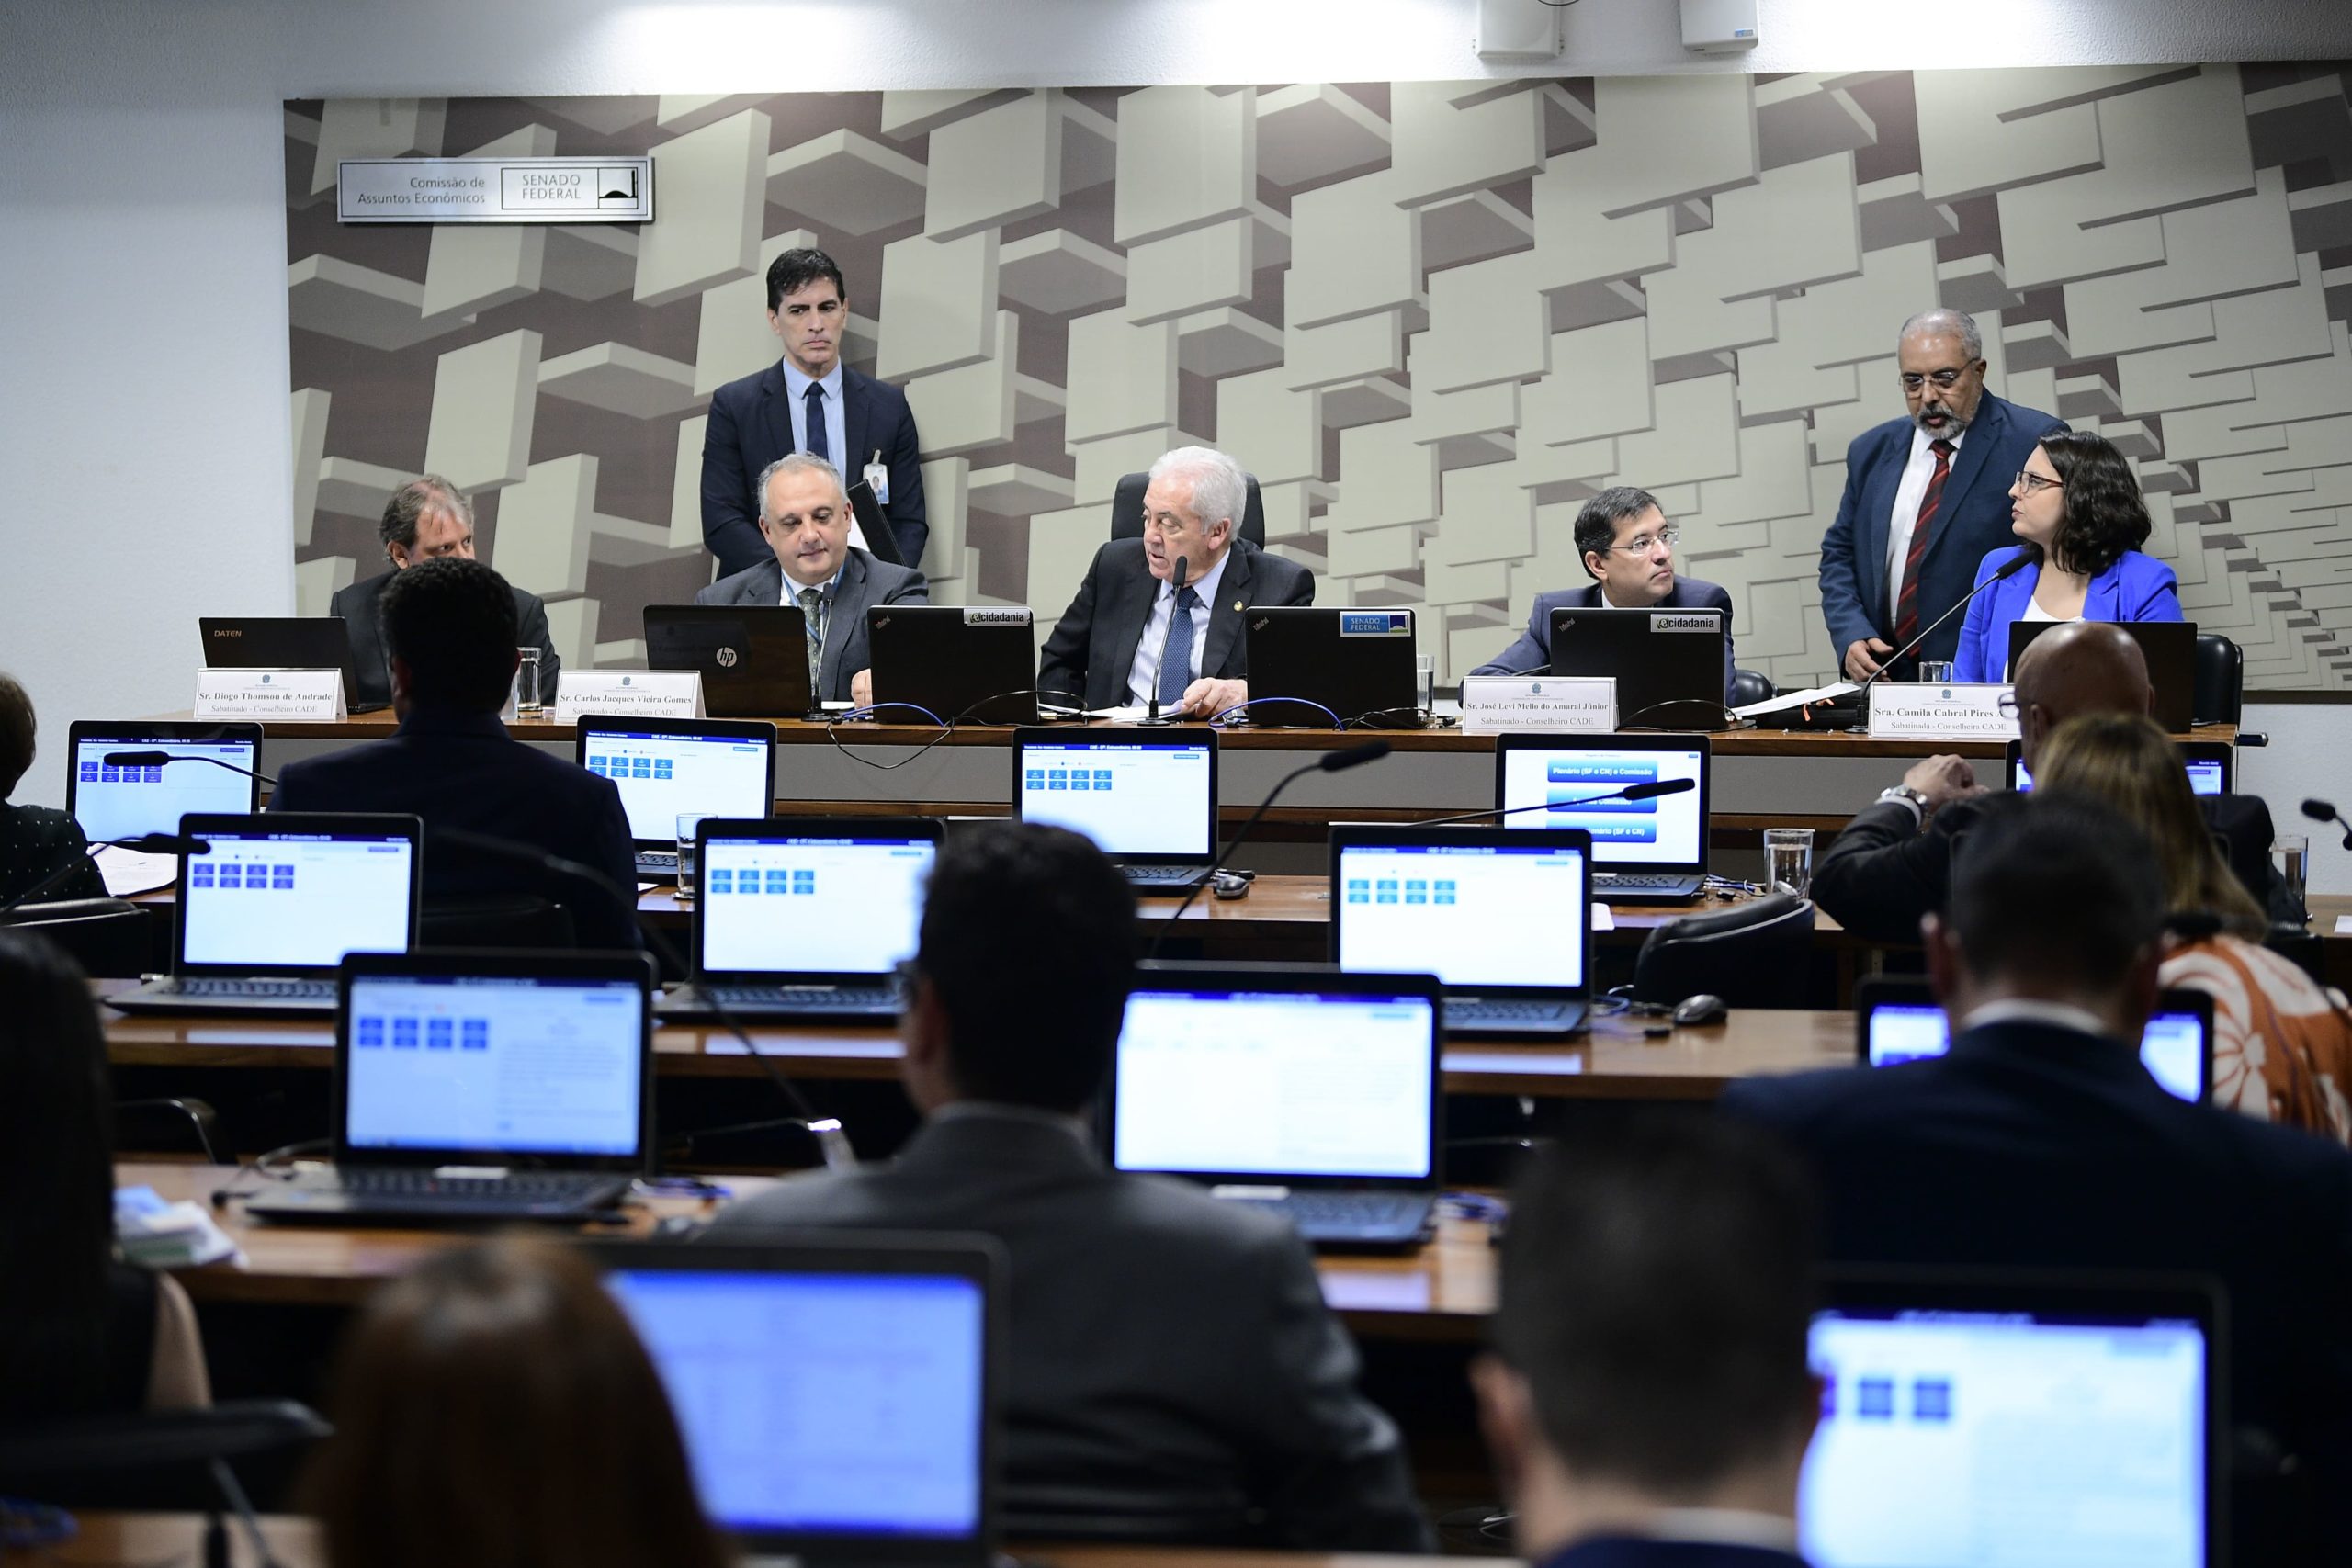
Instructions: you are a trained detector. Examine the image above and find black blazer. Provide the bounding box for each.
[706,1111,1428,1550]
[699,364,927,576]
[266,707,639,949]
[1469,576,1738,701]
[1036,538,1316,712]
[329,570,560,712]
[0,802,106,906]
[1724,1020,2352,1563]
[693,548,930,702]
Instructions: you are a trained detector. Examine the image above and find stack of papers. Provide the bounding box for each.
[95,846,175,897]
[114,1186,243,1269]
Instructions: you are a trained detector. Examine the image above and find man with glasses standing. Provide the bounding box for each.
[1470,486,1736,703]
[1817,308,2064,682]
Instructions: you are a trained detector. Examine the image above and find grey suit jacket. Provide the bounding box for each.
[1036,538,1317,711]
[704,1110,1428,1551]
[694,547,929,702]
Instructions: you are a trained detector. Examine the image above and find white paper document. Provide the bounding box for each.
[96,846,176,897]
[1733,680,1858,718]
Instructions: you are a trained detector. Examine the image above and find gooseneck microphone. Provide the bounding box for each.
[1146,739,1390,957]
[1850,542,2042,705]
[104,749,281,789]
[1144,554,1192,725]
[1412,776,1695,828]
[2303,798,2352,852]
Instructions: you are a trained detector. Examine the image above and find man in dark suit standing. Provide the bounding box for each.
[699,248,926,575]
[695,454,927,707]
[329,476,561,711]
[271,558,638,949]
[1037,446,1314,716]
[1726,796,2352,1564]
[1818,308,2064,680]
[705,821,1427,1550]
[1469,486,1738,702]
[1476,1120,1818,1568]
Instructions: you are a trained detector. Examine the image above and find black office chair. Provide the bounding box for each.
[2265,921,2326,987]
[2193,632,2243,728]
[0,896,149,977]
[1109,470,1267,547]
[117,1097,225,1162]
[1730,668,1774,708]
[1632,894,1815,1009]
[0,1398,328,1517]
[418,894,577,951]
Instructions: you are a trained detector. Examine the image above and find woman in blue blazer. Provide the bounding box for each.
[1953,427,2183,682]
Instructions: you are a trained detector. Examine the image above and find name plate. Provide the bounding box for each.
[194,669,346,721]
[338,157,655,224]
[553,670,704,720]
[1459,676,1616,734]
[1867,682,2018,740]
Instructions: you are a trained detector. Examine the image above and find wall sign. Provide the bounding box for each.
[337,157,654,223]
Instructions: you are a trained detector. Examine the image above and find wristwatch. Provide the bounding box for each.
[1876,784,1931,826]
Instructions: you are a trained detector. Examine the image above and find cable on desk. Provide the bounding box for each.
[209,1137,330,1206]
[821,702,955,771]
[1207,695,1342,729]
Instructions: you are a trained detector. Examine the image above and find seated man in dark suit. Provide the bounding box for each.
[1725,796,2352,1564]
[695,453,927,708]
[1471,487,1738,704]
[1038,446,1315,717]
[271,558,638,950]
[705,821,1427,1550]
[329,476,561,711]
[1477,1120,1818,1568]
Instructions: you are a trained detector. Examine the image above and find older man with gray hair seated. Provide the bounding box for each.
[1038,446,1315,716]
[696,452,928,708]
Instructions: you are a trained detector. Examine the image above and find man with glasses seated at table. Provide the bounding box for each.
[1469,486,1736,704]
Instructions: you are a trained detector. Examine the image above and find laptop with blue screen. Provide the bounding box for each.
[599,1235,1004,1568]
[1856,976,2213,1103]
[1012,728,1216,892]
[1494,733,1711,903]
[573,715,777,881]
[2008,737,2231,796]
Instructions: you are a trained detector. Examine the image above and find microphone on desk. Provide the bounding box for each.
[1145,739,1391,959]
[2303,798,2352,852]
[104,750,281,789]
[1144,554,1191,725]
[1412,776,1696,828]
[1845,543,2041,712]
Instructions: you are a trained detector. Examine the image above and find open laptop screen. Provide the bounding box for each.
[1113,986,1438,1180]
[181,827,413,970]
[1336,840,1586,989]
[343,972,646,1159]
[1497,742,1707,866]
[1803,1283,2211,1567]
[70,730,259,842]
[2012,754,2227,797]
[1015,737,1214,859]
[1863,998,2210,1102]
[698,830,934,977]
[579,725,772,843]
[608,1265,988,1540]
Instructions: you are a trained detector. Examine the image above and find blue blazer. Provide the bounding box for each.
[1817,392,2064,667]
[1470,578,1736,704]
[699,363,927,578]
[1951,547,2183,682]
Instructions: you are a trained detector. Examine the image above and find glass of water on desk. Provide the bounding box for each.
[676,814,707,900]
[1764,828,1815,898]
[514,647,545,717]
[1917,660,1955,685]
[2276,834,2309,917]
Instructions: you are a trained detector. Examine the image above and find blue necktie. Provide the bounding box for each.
[802,381,829,461]
[1158,585,1200,709]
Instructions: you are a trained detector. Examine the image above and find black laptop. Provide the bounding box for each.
[1243,606,1419,728]
[1854,976,2214,1103]
[2010,619,2199,731]
[1012,728,1216,892]
[1107,964,1444,1251]
[1494,733,1712,902]
[243,949,655,1224]
[200,615,377,712]
[1547,605,1728,728]
[574,715,777,880]
[867,605,1038,724]
[644,604,813,719]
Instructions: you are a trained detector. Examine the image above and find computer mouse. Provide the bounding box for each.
[1671,993,1729,1027]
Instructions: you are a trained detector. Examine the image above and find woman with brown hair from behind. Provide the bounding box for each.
[306,1235,732,1568]
[2037,711,2352,1144]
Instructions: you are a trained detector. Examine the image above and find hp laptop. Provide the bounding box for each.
[199,615,377,712]
[574,715,777,880]
[2010,737,2230,796]
[1548,605,1728,728]
[1855,976,2214,1103]
[645,604,813,720]
[1243,607,1418,728]
[108,813,421,1017]
[867,605,1038,725]
[659,817,941,1022]
[66,721,263,890]
[1012,728,1216,893]
[243,949,655,1224]
[2011,619,2199,731]
[1108,965,1444,1251]
[1804,1268,2220,1568]
[599,1234,1002,1568]
[1494,733,1711,902]
[1330,825,1592,1037]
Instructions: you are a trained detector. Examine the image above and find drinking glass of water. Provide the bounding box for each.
[1764,828,1815,898]
[676,813,708,900]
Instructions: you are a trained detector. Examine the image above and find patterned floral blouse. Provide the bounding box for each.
[2162,934,2352,1147]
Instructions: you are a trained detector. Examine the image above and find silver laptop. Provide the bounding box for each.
[574,715,777,881]
[108,813,421,1017]
[1012,728,1216,893]
[1494,733,1712,902]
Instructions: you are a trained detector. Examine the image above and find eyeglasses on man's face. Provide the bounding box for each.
[1899,367,1974,392]
[1606,525,1680,556]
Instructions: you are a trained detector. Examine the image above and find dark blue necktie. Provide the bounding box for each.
[802,381,829,461]
[1159,585,1200,709]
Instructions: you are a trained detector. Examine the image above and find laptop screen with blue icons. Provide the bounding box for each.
[578,724,773,844]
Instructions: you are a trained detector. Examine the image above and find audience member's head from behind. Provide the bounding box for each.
[0,671,36,801]
[308,1235,729,1568]
[379,557,522,719]
[1573,486,1679,608]
[1479,1118,1821,1554]
[2036,713,2267,941]
[2011,618,2152,772]
[1930,793,2166,1043]
[899,822,1137,1117]
[2010,430,2153,579]
[379,476,477,570]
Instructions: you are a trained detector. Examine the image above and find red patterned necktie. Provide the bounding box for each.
[1893,439,1955,647]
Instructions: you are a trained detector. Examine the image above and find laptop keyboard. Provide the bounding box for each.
[1232,1191,1434,1237]
[1446,998,1580,1024]
[1593,871,1698,891]
[158,977,334,999]
[637,850,679,872]
[330,1168,628,1212]
[1124,864,1204,885]
[703,984,897,1011]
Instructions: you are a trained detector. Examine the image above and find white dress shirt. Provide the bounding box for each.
[1883,423,1967,624]
[778,357,848,466]
[1125,548,1232,707]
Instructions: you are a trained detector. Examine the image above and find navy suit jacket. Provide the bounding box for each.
[1724,1020,2352,1562]
[1817,392,2064,667]
[329,570,561,712]
[693,548,930,702]
[1471,577,1737,702]
[267,707,639,949]
[700,363,926,577]
[1037,538,1316,712]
